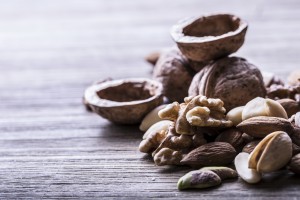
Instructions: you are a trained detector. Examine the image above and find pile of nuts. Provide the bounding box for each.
[83,13,300,190]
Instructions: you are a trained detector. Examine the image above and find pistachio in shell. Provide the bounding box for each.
[248,131,292,173]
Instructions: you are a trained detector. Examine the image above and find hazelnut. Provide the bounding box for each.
[189,57,266,111]
[84,78,163,124]
[153,48,195,102]
[171,14,247,62]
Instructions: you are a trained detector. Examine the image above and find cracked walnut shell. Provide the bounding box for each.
[189,57,266,111]
[158,95,232,135]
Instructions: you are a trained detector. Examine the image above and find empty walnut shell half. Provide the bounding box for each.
[171,13,248,62]
[84,78,163,124]
[189,57,266,111]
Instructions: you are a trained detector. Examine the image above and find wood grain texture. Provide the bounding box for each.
[0,0,300,199]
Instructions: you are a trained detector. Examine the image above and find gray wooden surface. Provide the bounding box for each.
[0,0,300,199]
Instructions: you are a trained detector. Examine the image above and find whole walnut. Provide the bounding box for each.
[153,48,195,102]
[189,57,266,111]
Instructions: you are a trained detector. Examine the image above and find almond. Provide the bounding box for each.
[237,116,294,138]
[180,142,236,167]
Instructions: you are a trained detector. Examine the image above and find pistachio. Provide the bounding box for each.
[200,167,238,180]
[177,170,221,190]
[180,142,236,167]
[288,153,300,175]
[249,131,292,173]
[234,152,261,184]
[139,104,167,132]
[237,116,294,138]
[242,97,288,121]
[226,106,244,126]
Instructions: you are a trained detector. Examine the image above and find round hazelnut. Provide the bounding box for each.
[189,57,266,111]
[153,47,195,102]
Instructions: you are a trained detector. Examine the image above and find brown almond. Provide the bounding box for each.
[242,140,261,154]
[237,116,294,138]
[277,99,300,118]
[215,128,244,151]
[180,142,236,167]
[288,153,300,175]
[291,126,300,146]
[293,143,300,156]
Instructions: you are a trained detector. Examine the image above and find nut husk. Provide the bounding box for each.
[237,116,294,138]
[189,57,266,111]
[234,152,261,184]
[180,142,236,167]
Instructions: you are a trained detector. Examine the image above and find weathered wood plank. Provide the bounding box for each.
[0,0,300,199]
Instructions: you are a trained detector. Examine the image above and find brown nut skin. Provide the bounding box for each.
[237,116,294,138]
[242,140,260,154]
[289,153,300,175]
[171,14,247,62]
[215,128,244,152]
[189,57,266,111]
[84,78,163,124]
[180,142,236,168]
[277,99,300,118]
[153,48,195,102]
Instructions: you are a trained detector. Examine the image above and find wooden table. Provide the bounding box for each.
[1,0,299,199]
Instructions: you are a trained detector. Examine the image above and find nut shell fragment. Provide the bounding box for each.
[84,78,163,124]
[171,14,247,62]
[234,152,261,184]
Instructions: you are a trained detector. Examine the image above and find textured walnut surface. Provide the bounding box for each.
[189,57,266,111]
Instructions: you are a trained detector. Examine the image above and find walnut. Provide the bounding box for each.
[153,47,195,102]
[267,84,300,102]
[189,57,266,111]
[159,95,232,135]
[139,129,168,154]
[153,148,184,166]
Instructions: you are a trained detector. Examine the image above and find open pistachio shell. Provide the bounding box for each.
[248,131,292,173]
